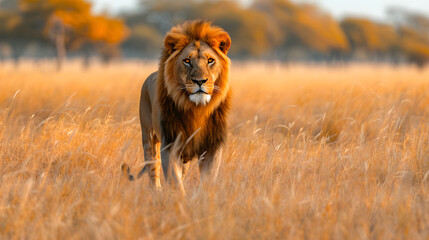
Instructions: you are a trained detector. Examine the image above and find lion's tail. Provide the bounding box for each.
[121,163,148,181]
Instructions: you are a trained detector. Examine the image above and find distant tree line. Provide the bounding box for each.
[123,0,429,67]
[0,0,128,69]
[1,0,429,68]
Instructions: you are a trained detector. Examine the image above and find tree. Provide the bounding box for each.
[253,0,349,60]
[84,15,129,65]
[388,9,429,67]
[0,8,39,64]
[340,18,401,61]
[15,0,128,69]
[289,4,349,56]
[398,27,429,68]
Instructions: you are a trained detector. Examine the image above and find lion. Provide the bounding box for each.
[121,20,232,192]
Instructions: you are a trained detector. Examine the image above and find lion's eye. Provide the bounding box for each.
[208,58,215,64]
[183,59,191,65]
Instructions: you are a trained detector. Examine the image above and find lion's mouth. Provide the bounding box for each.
[190,89,208,95]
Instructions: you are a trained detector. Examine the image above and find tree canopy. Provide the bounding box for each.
[0,0,128,67]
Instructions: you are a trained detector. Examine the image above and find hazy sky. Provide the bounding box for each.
[90,0,429,21]
[294,0,429,20]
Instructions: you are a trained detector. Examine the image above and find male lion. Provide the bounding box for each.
[122,20,232,191]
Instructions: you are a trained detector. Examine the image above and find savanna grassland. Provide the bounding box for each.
[0,61,428,239]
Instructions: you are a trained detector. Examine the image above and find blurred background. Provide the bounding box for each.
[0,0,428,69]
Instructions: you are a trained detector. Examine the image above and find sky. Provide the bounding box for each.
[90,0,429,21]
[293,0,429,21]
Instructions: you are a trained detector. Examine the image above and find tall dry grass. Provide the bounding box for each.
[0,61,428,239]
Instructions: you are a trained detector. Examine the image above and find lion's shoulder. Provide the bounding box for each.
[141,71,158,98]
[144,71,158,88]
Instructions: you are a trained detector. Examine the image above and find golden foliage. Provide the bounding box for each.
[251,0,349,54]
[341,18,386,52]
[290,6,349,52]
[86,16,129,44]
[18,0,128,48]
[398,27,429,66]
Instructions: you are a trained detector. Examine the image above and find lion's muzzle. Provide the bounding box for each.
[191,78,208,86]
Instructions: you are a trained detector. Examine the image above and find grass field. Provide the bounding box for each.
[0,61,428,239]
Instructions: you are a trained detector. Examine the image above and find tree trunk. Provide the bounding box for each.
[50,18,66,71]
[55,32,66,70]
[11,42,23,68]
[82,44,91,69]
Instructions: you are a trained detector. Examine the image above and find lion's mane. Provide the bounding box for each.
[157,20,232,159]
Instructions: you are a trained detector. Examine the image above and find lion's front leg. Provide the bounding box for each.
[199,147,223,184]
[143,133,162,191]
[161,139,185,195]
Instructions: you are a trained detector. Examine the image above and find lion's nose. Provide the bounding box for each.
[192,78,208,86]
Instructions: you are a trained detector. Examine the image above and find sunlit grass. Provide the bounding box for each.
[0,61,428,239]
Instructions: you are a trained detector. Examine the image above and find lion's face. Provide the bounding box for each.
[161,20,231,111]
[175,41,222,106]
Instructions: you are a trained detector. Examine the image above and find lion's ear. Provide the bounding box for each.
[217,32,231,54]
[164,33,188,55]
